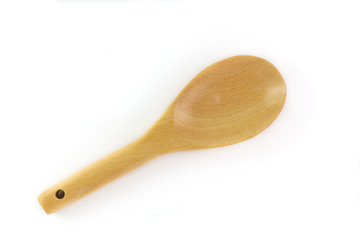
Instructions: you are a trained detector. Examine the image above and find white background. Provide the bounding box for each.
[0,0,359,239]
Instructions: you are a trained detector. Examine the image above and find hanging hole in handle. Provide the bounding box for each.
[55,189,65,199]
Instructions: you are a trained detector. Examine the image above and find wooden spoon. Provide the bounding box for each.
[38,55,286,214]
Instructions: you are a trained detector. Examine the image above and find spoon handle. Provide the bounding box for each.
[38,137,161,214]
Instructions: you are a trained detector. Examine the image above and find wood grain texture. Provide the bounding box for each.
[38,55,286,214]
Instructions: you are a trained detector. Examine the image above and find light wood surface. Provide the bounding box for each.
[38,55,286,214]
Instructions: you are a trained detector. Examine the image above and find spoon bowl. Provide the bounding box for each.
[173,55,286,147]
[38,55,286,214]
